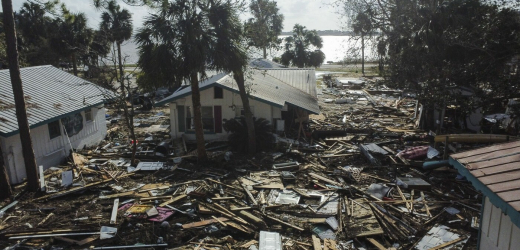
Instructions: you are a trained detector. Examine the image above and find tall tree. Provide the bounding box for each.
[2,0,40,192]
[351,11,373,75]
[99,0,136,164]
[208,1,256,154]
[136,0,253,159]
[51,6,93,76]
[280,24,325,68]
[244,0,284,59]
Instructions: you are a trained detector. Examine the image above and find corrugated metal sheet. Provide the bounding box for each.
[451,140,520,211]
[0,65,113,136]
[263,69,317,98]
[157,69,320,114]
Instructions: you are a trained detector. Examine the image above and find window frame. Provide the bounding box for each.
[214,86,223,99]
[48,120,61,140]
[186,106,215,132]
[85,109,93,122]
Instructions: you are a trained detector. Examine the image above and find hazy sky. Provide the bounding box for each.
[11,0,344,31]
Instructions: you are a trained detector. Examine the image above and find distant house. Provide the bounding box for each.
[155,65,319,141]
[0,65,112,184]
[450,141,520,250]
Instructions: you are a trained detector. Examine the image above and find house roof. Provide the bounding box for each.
[262,69,317,98]
[449,140,520,228]
[156,69,320,114]
[0,65,113,137]
[249,58,287,69]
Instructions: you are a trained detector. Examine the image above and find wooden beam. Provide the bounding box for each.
[110,198,119,225]
[311,235,322,250]
[366,238,386,250]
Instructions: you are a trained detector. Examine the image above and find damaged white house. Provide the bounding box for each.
[156,64,320,141]
[0,65,112,184]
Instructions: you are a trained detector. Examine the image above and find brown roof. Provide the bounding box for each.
[451,140,520,211]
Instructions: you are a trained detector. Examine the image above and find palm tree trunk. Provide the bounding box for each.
[2,0,40,192]
[263,47,267,59]
[361,34,365,76]
[0,144,13,200]
[190,72,207,161]
[116,42,137,165]
[233,71,256,154]
[72,53,78,76]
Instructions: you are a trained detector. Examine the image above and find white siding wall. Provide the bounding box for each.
[169,87,282,141]
[480,197,520,250]
[0,107,108,184]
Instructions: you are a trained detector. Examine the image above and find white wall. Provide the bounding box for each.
[0,106,107,184]
[479,197,520,250]
[169,87,282,141]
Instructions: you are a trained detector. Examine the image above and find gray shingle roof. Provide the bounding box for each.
[0,65,113,136]
[156,69,320,114]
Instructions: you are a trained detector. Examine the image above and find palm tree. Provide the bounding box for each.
[245,0,284,59]
[136,0,254,160]
[52,6,93,76]
[280,24,325,68]
[99,0,135,163]
[352,11,373,75]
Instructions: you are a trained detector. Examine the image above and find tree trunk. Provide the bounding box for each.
[233,71,256,154]
[0,144,13,200]
[361,34,365,76]
[116,42,137,165]
[190,72,207,161]
[263,47,267,59]
[72,53,78,76]
[2,0,40,192]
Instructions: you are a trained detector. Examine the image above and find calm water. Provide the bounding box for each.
[121,35,375,64]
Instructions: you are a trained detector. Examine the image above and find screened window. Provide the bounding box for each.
[85,109,93,122]
[48,120,61,139]
[214,86,223,99]
[186,106,214,132]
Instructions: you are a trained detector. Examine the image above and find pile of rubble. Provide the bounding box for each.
[0,78,501,250]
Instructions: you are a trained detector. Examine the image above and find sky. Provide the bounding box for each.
[11,0,344,32]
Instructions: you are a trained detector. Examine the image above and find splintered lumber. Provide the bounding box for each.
[367,238,386,250]
[428,236,467,250]
[311,235,322,250]
[421,191,432,217]
[206,178,241,190]
[77,235,99,246]
[211,216,228,227]
[110,199,119,224]
[265,215,304,231]
[241,183,258,205]
[239,210,264,225]
[292,188,311,198]
[323,239,337,250]
[433,134,517,143]
[349,199,384,237]
[159,194,187,207]
[230,206,253,211]
[33,173,135,201]
[226,221,254,234]
[240,240,258,248]
[212,197,236,200]
[182,217,229,229]
[309,173,342,186]
[37,213,54,227]
[396,186,411,211]
[100,191,147,199]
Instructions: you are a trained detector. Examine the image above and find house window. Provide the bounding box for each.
[186,106,214,132]
[85,109,93,122]
[48,120,61,139]
[214,86,223,99]
[236,106,254,117]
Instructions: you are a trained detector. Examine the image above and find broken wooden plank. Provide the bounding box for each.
[265,215,304,231]
[159,194,187,207]
[311,235,322,250]
[37,213,54,227]
[323,239,337,250]
[309,173,342,186]
[110,199,119,225]
[428,236,467,250]
[211,216,228,227]
[240,240,258,248]
[182,217,230,229]
[366,238,386,250]
[421,191,432,217]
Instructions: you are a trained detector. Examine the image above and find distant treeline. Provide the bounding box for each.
[280,30,379,36]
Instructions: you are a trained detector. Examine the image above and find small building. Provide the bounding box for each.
[450,140,520,250]
[155,68,320,141]
[0,66,112,184]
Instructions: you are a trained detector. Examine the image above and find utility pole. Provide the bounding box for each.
[2,0,40,191]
